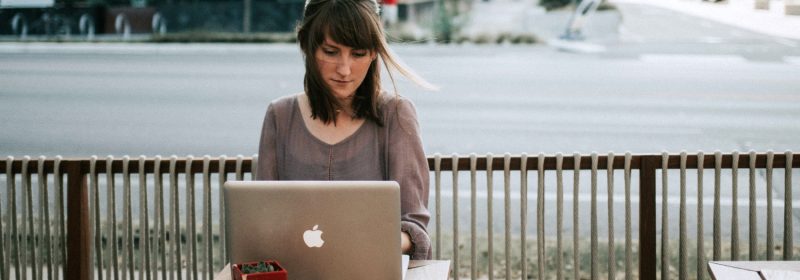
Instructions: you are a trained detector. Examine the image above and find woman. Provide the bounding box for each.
[256,0,436,260]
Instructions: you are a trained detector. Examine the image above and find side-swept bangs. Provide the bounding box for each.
[302,0,382,53]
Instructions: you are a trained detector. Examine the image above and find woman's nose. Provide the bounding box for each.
[335,57,351,76]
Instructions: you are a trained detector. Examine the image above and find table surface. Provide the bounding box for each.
[214,260,451,280]
[708,261,800,280]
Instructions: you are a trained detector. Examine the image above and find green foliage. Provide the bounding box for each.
[539,0,572,11]
[240,261,278,274]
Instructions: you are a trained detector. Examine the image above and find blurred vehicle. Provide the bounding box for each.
[0,0,164,39]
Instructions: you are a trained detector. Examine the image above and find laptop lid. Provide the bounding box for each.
[223,180,402,280]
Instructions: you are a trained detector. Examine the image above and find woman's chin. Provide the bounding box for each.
[332,91,355,101]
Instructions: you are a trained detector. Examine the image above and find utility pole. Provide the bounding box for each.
[131,0,146,8]
[243,0,252,33]
[435,0,451,43]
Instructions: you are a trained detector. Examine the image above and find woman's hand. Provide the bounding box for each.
[401,231,412,254]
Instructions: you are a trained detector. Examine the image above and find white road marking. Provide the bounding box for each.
[548,39,607,54]
[640,54,747,64]
[784,56,800,65]
[775,38,799,48]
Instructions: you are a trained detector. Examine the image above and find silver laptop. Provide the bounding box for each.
[223,180,402,280]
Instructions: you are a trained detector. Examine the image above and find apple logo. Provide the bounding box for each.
[303,225,325,248]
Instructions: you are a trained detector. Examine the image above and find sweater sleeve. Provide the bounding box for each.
[388,97,432,260]
[256,102,278,181]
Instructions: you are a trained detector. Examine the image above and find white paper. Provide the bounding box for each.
[401,254,410,280]
[760,269,800,280]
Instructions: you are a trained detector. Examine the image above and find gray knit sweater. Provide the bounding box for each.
[256,93,432,260]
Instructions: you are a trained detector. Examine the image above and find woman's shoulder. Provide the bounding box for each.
[266,93,301,116]
[379,92,420,134]
[379,92,415,115]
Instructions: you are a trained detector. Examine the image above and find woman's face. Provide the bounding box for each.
[315,36,375,102]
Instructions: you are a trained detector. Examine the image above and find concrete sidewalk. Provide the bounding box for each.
[612,0,800,40]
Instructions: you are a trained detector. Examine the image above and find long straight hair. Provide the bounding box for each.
[297,0,435,126]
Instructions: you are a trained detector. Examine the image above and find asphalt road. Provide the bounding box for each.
[1,43,799,157]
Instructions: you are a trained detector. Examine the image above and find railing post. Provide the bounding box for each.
[639,156,657,280]
[65,161,90,280]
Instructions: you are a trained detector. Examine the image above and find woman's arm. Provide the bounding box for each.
[388,97,432,260]
[256,103,279,181]
[401,231,412,253]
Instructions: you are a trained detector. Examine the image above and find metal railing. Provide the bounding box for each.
[1,152,798,280]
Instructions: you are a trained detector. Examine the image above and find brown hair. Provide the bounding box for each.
[297,0,435,126]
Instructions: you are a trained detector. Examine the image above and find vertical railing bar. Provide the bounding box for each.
[519,153,528,280]
[451,154,459,280]
[229,156,243,275]
[486,153,494,280]
[536,153,545,280]
[186,156,197,280]
[55,156,65,280]
[4,157,15,280]
[234,156,244,181]
[21,156,30,280]
[218,156,228,268]
[748,151,757,261]
[784,151,793,260]
[65,159,91,280]
[731,151,740,260]
[572,153,581,280]
[37,156,48,280]
[679,152,687,280]
[250,155,257,183]
[35,156,45,280]
[433,154,441,260]
[607,152,616,280]
[624,152,632,280]
[503,153,511,280]
[89,156,100,280]
[122,155,135,280]
[123,156,134,280]
[155,156,166,280]
[0,160,5,280]
[661,152,669,280]
[469,154,477,280]
[139,156,151,280]
[106,156,119,280]
[696,152,705,280]
[203,156,213,280]
[44,156,54,280]
[590,153,598,280]
[766,152,774,261]
[2,171,9,279]
[555,153,564,280]
[169,156,181,280]
[6,157,19,280]
[713,152,722,261]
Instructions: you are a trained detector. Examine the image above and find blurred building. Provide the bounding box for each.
[0,0,305,37]
[0,0,439,38]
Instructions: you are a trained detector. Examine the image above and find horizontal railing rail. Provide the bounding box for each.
[1,152,798,280]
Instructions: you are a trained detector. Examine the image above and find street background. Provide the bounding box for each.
[1,0,800,276]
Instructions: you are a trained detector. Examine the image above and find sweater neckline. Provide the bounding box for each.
[293,95,369,147]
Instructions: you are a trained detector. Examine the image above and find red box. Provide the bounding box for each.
[231,260,288,280]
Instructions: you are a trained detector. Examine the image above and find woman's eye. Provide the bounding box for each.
[323,49,337,55]
[352,52,368,57]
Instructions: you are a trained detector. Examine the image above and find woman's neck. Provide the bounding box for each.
[335,96,355,118]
